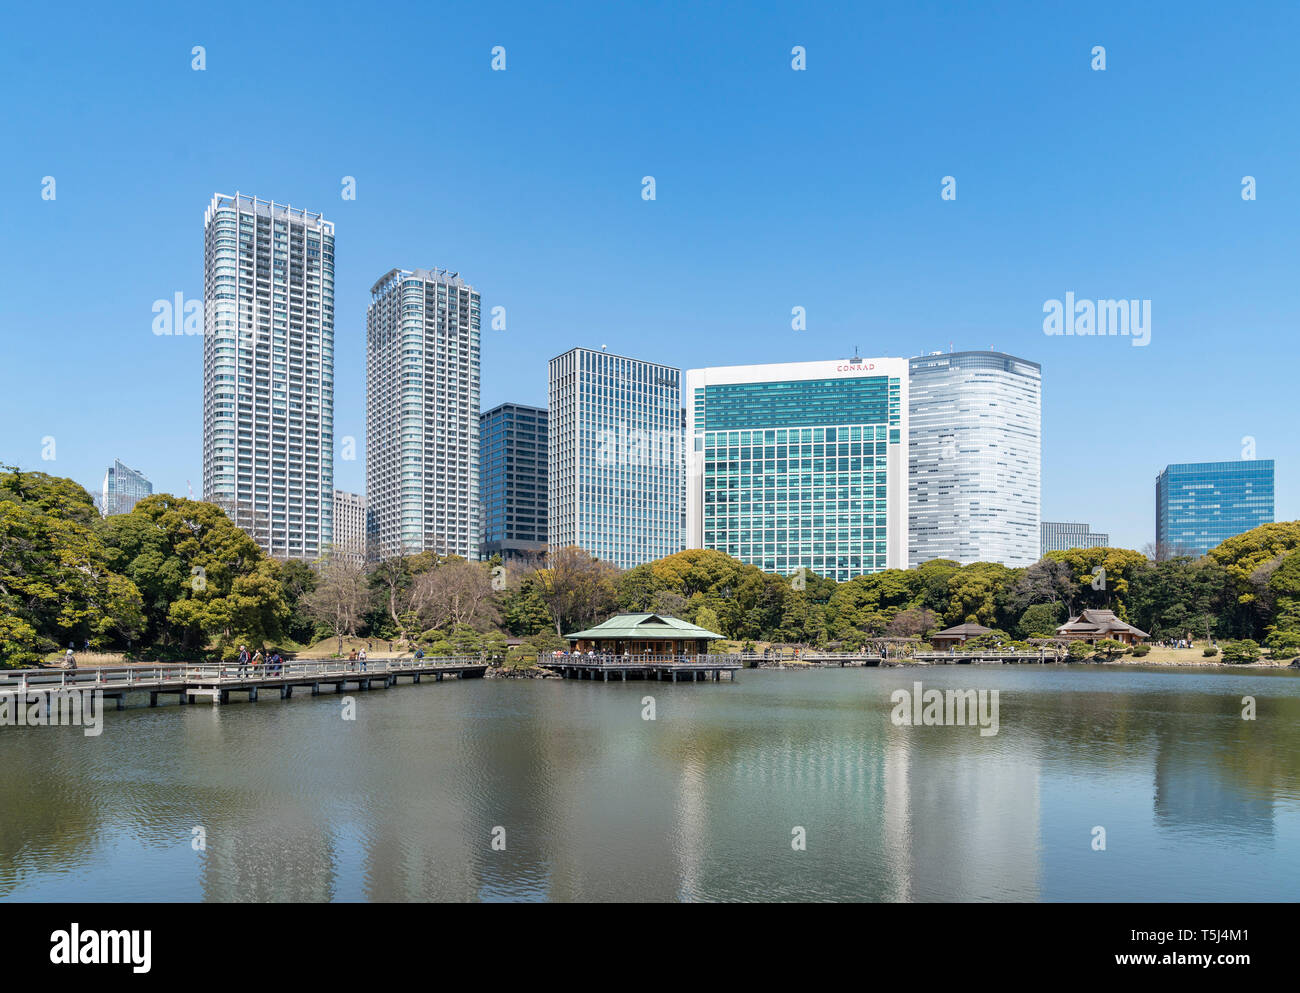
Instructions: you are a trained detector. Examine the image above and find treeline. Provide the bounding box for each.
[4,465,1300,666]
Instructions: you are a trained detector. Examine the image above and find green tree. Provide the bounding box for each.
[0,467,144,662]
[1017,602,1063,639]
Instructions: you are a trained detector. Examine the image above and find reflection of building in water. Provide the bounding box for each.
[1153,735,1274,838]
[880,728,1042,901]
[199,814,338,902]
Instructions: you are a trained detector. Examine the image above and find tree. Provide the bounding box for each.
[278,558,319,644]
[534,546,620,635]
[886,607,938,639]
[695,605,722,635]
[1017,602,1063,639]
[304,555,369,654]
[412,558,500,633]
[0,467,144,662]
[105,493,285,652]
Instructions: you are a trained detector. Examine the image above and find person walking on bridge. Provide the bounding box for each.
[358,647,368,672]
[237,645,250,677]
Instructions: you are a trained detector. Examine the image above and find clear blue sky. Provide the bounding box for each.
[1,0,1296,552]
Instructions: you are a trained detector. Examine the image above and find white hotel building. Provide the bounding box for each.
[201,193,334,559]
[366,267,481,561]
[685,357,909,581]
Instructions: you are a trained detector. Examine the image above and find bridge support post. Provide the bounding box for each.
[219,690,229,705]
[179,693,188,704]
[149,691,158,708]
[280,685,289,700]
[248,686,257,702]
[436,672,443,682]
[336,682,345,693]
[413,674,420,683]
[311,683,320,696]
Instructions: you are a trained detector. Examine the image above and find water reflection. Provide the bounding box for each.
[0,667,1297,901]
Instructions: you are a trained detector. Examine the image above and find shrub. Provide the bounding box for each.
[1221,639,1261,664]
[1264,630,1300,660]
[1203,646,1219,657]
[1130,645,1150,657]
[1066,641,1092,661]
[1093,639,1128,659]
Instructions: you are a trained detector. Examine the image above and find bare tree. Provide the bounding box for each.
[413,559,500,633]
[305,555,369,654]
[533,546,620,635]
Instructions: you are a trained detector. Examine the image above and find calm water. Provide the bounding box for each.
[2,666,1299,902]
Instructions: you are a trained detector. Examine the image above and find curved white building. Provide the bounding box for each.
[908,351,1041,568]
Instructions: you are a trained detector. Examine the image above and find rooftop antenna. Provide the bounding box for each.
[600,344,608,351]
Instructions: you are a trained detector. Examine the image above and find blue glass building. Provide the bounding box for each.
[1155,460,1275,556]
[480,402,548,562]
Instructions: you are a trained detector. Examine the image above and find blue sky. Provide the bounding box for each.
[1,0,1296,552]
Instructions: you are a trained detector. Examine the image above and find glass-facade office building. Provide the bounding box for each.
[480,402,548,561]
[1155,460,1274,556]
[685,358,908,581]
[548,348,683,569]
[1040,521,1108,556]
[101,459,152,516]
[908,351,1041,568]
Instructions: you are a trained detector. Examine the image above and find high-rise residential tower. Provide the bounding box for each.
[1155,460,1275,557]
[549,348,682,569]
[908,351,1041,568]
[480,403,548,562]
[202,193,335,559]
[332,489,368,567]
[367,267,481,561]
[101,459,153,516]
[685,357,909,581]
[1040,521,1109,556]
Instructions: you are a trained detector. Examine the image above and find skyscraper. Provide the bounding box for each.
[1040,521,1109,556]
[101,459,152,516]
[480,403,548,562]
[202,193,335,559]
[367,267,480,561]
[908,351,1041,568]
[332,490,368,567]
[1155,460,1275,556]
[549,348,682,569]
[685,357,909,581]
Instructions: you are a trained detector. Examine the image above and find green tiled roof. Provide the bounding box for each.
[564,613,724,641]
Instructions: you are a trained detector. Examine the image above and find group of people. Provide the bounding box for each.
[347,648,369,671]
[235,645,284,675]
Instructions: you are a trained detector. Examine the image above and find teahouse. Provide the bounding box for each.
[1055,609,1149,646]
[929,622,993,650]
[564,613,724,656]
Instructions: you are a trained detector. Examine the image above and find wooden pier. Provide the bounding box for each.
[539,654,741,682]
[0,657,488,710]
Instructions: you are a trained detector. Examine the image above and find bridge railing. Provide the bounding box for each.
[0,656,492,689]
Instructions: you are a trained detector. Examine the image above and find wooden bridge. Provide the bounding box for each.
[539,654,741,682]
[0,657,488,710]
